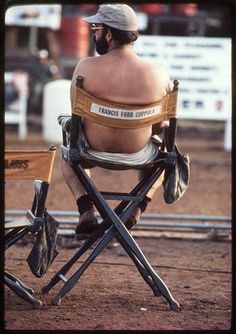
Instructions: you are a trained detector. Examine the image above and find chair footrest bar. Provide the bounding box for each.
[101,192,143,201]
[58,274,68,283]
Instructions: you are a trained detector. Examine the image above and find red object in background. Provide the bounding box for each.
[78,4,98,11]
[170,4,198,16]
[139,4,163,14]
[61,17,89,59]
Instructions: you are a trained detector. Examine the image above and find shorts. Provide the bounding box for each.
[86,136,160,166]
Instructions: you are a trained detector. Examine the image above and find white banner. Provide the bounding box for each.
[90,103,161,120]
[5,5,62,30]
[134,36,231,121]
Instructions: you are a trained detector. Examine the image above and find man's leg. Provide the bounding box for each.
[61,158,88,199]
[144,133,165,201]
[61,159,99,238]
[126,170,164,229]
[143,170,165,201]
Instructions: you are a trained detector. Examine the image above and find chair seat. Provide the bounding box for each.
[61,142,176,171]
[5,218,31,230]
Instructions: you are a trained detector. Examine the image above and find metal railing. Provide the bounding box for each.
[5,210,231,238]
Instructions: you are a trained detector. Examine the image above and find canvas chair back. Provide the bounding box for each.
[5,147,56,182]
[66,76,179,168]
[4,145,57,308]
[72,79,178,129]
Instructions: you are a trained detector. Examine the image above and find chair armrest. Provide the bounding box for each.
[58,114,71,146]
[57,114,71,131]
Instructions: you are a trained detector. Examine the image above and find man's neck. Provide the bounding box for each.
[107,43,133,54]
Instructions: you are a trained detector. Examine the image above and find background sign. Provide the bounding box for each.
[5,5,62,30]
[134,36,231,121]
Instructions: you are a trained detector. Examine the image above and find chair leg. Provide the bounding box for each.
[51,207,161,306]
[116,221,180,309]
[5,272,42,309]
[42,220,109,294]
[51,224,117,305]
[116,215,180,309]
[48,162,179,309]
[5,271,34,294]
[74,164,180,309]
[51,218,178,308]
[43,198,128,295]
[116,234,161,297]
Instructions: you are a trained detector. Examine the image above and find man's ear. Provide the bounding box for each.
[106,29,112,43]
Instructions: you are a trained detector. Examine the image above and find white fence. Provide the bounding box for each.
[134,35,232,150]
[42,79,71,144]
[5,72,28,140]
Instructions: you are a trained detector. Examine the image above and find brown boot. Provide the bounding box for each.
[75,209,99,239]
[125,207,142,230]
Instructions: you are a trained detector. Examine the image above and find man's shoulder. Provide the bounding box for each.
[138,58,170,81]
[74,56,103,74]
[72,57,96,80]
[82,56,101,66]
[77,56,97,68]
[141,58,168,73]
[135,55,168,72]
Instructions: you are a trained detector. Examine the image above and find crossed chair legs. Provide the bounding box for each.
[42,162,180,310]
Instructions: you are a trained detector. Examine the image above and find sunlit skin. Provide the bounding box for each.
[63,24,170,200]
[71,25,171,154]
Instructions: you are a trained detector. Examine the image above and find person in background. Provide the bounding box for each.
[28,49,61,114]
[5,70,28,108]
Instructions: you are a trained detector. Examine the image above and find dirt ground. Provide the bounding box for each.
[4,122,232,331]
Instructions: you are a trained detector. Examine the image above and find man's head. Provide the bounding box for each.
[83,4,138,31]
[83,4,139,55]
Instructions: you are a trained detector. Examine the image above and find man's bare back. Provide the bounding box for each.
[71,42,170,154]
[62,4,173,237]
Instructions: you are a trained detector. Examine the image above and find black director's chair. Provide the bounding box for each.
[5,146,56,308]
[42,76,180,310]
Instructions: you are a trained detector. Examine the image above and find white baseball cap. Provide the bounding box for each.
[83,4,138,31]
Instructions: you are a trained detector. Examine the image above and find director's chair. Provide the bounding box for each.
[42,76,180,310]
[5,146,56,308]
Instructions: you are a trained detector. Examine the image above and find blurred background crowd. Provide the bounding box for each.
[4,3,231,136]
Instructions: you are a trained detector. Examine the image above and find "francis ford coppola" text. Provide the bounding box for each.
[91,103,161,120]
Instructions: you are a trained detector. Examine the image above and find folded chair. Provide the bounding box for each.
[5,145,56,308]
[42,76,180,310]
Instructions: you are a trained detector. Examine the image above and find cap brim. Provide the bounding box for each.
[82,14,103,24]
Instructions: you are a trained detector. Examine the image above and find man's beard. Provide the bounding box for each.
[93,33,109,55]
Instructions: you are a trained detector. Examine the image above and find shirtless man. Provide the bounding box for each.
[61,4,171,238]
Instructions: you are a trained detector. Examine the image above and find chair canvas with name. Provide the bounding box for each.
[5,146,56,308]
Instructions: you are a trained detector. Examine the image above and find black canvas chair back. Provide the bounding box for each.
[5,146,56,308]
[42,76,180,310]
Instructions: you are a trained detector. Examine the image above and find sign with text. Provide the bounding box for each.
[134,36,231,120]
[5,5,62,30]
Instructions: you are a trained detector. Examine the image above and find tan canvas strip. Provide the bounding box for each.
[72,87,178,128]
[5,149,56,183]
